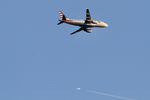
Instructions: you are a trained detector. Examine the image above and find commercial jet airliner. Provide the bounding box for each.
[57,9,108,35]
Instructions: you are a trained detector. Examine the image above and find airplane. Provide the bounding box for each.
[57,9,108,35]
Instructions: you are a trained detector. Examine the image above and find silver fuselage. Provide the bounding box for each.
[64,19,108,28]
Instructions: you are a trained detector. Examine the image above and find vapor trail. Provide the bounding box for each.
[87,90,134,100]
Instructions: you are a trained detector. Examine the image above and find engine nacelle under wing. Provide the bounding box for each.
[84,28,92,33]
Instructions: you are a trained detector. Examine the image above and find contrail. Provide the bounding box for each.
[86,90,134,100]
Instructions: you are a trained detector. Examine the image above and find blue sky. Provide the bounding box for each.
[0,0,150,100]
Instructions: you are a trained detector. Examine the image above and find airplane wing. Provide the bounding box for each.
[86,9,91,20]
[85,9,92,23]
[70,28,83,35]
[70,27,92,35]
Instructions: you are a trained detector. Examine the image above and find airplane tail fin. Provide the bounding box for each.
[58,11,67,25]
[58,11,67,21]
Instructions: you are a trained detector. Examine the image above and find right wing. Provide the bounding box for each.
[86,9,92,21]
[85,9,93,23]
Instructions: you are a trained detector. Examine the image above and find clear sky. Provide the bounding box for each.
[0,0,150,100]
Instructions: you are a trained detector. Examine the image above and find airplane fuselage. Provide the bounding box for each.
[58,9,108,35]
[64,19,108,28]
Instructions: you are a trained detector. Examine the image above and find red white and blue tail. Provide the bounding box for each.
[58,11,67,25]
[58,11,66,21]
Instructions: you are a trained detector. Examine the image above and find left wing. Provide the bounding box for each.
[70,28,83,35]
[70,27,92,35]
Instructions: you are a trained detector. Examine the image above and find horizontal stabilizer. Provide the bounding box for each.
[57,20,63,25]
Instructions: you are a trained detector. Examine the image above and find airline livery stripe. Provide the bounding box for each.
[59,11,64,19]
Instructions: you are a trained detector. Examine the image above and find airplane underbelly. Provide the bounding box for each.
[66,22,84,26]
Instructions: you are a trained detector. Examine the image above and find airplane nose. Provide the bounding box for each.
[103,22,108,27]
[101,22,108,27]
[105,23,108,27]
